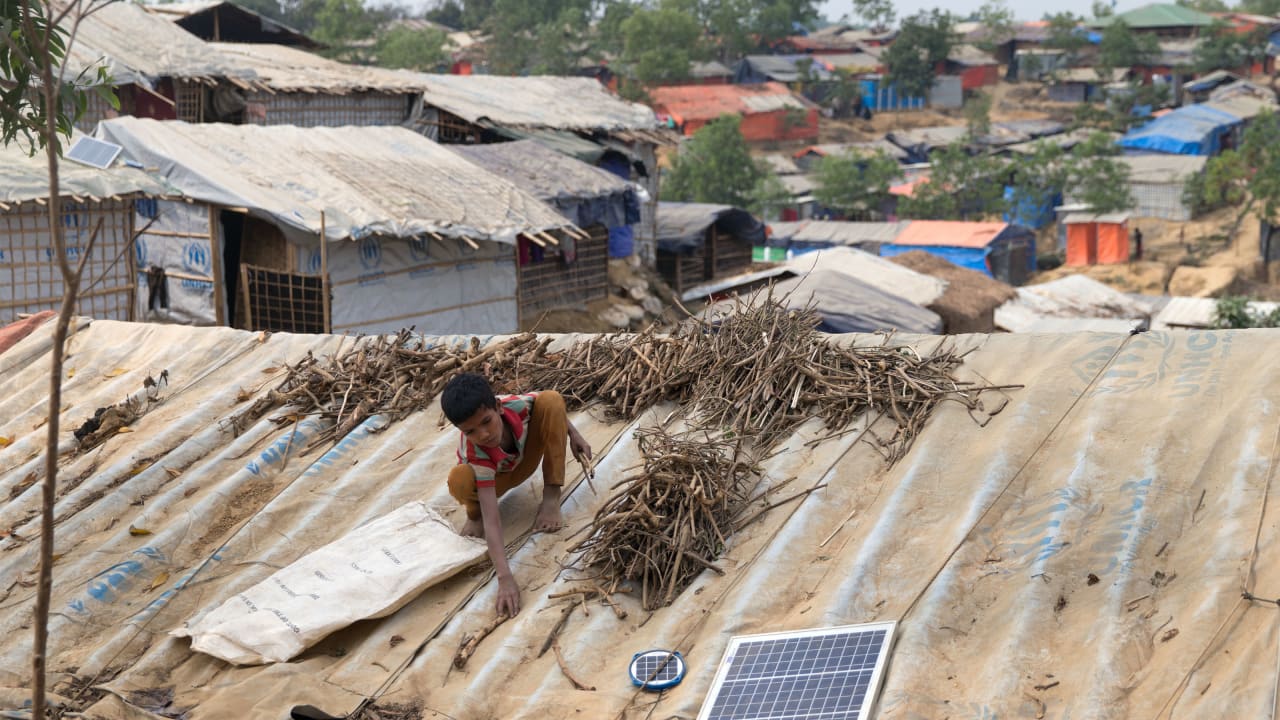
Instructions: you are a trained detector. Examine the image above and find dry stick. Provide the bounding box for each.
[452,614,511,670]
[551,639,595,691]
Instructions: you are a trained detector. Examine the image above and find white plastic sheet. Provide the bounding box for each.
[172,501,485,665]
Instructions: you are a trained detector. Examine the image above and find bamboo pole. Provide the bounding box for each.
[320,210,331,334]
[208,204,226,326]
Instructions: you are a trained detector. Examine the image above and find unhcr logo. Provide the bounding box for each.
[183,242,211,275]
[359,238,382,270]
[307,249,322,274]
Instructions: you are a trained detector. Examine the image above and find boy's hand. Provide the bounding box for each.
[496,574,521,616]
[569,430,592,462]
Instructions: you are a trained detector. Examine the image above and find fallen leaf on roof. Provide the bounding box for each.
[145,571,170,593]
[128,526,152,536]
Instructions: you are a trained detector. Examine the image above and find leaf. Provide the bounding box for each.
[117,427,133,434]
[128,525,152,536]
[0,436,10,447]
[145,571,170,593]
[105,368,128,377]
[164,467,182,479]
[261,366,279,374]
[66,367,76,378]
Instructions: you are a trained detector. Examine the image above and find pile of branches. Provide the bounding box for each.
[567,428,760,611]
[228,329,541,446]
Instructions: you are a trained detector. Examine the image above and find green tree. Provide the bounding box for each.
[748,170,793,220]
[1199,110,1280,236]
[374,25,450,71]
[1043,12,1087,59]
[1065,132,1133,214]
[1213,296,1280,328]
[813,150,900,217]
[972,0,1015,54]
[596,0,639,58]
[851,0,895,31]
[1,4,114,720]
[484,0,594,74]
[1240,0,1280,16]
[1192,22,1269,75]
[964,91,993,139]
[898,145,1008,220]
[621,2,703,84]
[425,0,465,28]
[884,9,955,101]
[1097,19,1160,77]
[663,114,767,208]
[1091,0,1114,17]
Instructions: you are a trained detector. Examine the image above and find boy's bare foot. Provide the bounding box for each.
[460,517,484,538]
[534,498,563,533]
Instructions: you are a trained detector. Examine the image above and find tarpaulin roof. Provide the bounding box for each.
[418,74,659,132]
[995,275,1154,332]
[451,140,637,229]
[650,82,812,125]
[656,202,766,252]
[735,54,837,82]
[209,43,429,93]
[4,317,1280,719]
[890,220,1010,249]
[1204,94,1278,120]
[782,246,947,307]
[1119,153,1208,183]
[1091,2,1216,28]
[689,60,733,78]
[0,133,172,205]
[947,44,999,66]
[58,0,258,87]
[795,140,909,161]
[1154,296,1280,329]
[145,1,319,48]
[97,117,576,244]
[767,220,912,248]
[886,125,970,152]
[1118,103,1242,155]
[712,269,943,334]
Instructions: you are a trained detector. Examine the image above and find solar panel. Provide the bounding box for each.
[629,649,686,690]
[697,622,896,720]
[66,136,123,169]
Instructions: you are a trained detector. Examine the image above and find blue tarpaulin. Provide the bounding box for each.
[1118,104,1242,156]
[1003,186,1060,229]
[879,244,990,274]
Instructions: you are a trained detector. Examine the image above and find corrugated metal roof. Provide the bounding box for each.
[947,44,999,67]
[818,53,883,71]
[1062,212,1131,224]
[779,174,817,195]
[419,74,659,132]
[4,318,1280,719]
[759,154,802,175]
[98,117,576,244]
[1091,3,1216,28]
[887,125,970,151]
[651,82,812,124]
[890,220,1008,249]
[795,140,909,161]
[690,60,733,78]
[768,220,911,246]
[1119,154,1209,183]
[209,43,428,93]
[1204,94,1278,120]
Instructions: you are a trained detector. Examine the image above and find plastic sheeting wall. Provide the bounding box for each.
[243,91,413,128]
[312,234,519,335]
[5,324,1280,720]
[134,200,221,326]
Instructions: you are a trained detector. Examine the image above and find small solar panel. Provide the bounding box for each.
[66,136,123,169]
[629,649,686,690]
[697,622,896,720]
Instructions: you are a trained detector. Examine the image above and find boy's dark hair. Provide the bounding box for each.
[441,373,497,425]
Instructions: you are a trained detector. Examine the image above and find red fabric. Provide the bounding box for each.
[0,310,56,357]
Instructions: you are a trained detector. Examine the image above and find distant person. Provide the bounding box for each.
[1132,226,1144,261]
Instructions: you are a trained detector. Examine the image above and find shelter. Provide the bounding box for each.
[944,45,1001,90]
[144,1,319,47]
[98,118,578,335]
[732,55,835,84]
[208,43,427,126]
[656,203,764,294]
[1063,213,1132,265]
[858,74,963,112]
[969,21,1054,64]
[57,0,261,130]
[1068,154,1207,220]
[766,220,912,255]
[648,83,819,143]
[1118,103,1242,155]
[1185,69,1242,101]
[1011,48,1069,80]
[783,25,896,53]
[1090,3,1216,37]
[880,221,1037,286]
[1047,68,1124,103]
[886,125,970,163]
[707,269,943,334]
[14,316,1280,719]
[0,135,171,324]
[452,140,641,320]
[413,74,665,262]
[792,140,909,171]
[994,275,1152,332]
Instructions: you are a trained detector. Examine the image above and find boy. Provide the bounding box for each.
[441,373,592,616]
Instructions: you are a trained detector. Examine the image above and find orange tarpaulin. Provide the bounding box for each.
[1065,223,1096,266]
[1096,220,1130,264]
